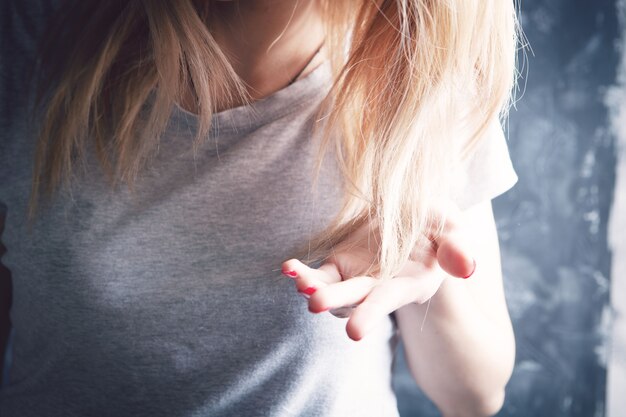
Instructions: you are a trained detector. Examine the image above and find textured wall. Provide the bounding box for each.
[394,1,622,416]
[606,2,626,416]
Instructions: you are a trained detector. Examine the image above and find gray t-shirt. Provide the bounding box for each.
[0,3,518,417]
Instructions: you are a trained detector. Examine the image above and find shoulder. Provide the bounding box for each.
[450,119,518,210]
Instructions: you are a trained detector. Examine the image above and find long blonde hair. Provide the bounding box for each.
[31,0,519,280]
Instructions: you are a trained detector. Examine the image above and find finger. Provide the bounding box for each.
[281,258,342,299]
[436,232,476,279]
[307,275,378,313]
[423,203,476,279]
[346,274,444,341]
[281,258,341,284]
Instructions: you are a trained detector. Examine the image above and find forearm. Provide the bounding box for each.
[396,277,515,417]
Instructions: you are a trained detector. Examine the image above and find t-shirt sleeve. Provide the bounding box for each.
[450,119,518,210]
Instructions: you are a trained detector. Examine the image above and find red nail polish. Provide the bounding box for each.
[463,259,476,279]
[282,269,298,278]
[297,287,316,300]
[300,287,317,296]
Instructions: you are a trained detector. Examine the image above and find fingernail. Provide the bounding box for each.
[298,287,317,296]
[462,259,476,279]
[302,287,317,296]
[282,268,298,278]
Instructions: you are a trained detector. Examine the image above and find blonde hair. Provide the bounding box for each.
[31,0,519,281]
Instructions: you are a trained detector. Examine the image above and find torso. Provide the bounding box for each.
[0,22,400,413]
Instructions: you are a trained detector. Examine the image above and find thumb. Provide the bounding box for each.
[435,232,476,279]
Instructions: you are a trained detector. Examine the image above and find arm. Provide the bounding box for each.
[395,200,515,417]
[281,199,515,416]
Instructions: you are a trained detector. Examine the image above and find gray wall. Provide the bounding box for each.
[394,1,623,416]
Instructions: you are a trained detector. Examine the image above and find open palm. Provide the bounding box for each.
[281,208,476,341]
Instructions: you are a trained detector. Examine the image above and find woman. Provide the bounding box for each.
[0,0,519,416]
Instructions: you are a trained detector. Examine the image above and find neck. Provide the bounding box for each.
[208,0,326,102]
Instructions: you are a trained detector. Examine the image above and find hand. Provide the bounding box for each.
[281,206,476,341]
